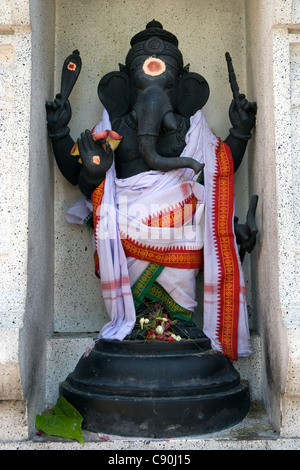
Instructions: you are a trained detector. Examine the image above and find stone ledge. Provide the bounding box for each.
[0,400,28,441]
[1,438,299,450]
[281,395,300,437]
[0,24,31,33]
[284,327,300,397]
[0,329,23,400]
[3,400,297,449]
[0,363,22,400]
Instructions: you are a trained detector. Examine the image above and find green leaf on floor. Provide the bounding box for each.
[35,396,84,445]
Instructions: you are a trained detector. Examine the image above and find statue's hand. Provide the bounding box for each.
[77,130,113,181]
[46,93,72,137]
[229,93,257,140]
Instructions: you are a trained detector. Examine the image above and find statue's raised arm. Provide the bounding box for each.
[224,52,257,172]
[46,50,116,195]
[46,50,81,184]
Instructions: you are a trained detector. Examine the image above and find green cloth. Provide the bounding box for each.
[131,262,193,321]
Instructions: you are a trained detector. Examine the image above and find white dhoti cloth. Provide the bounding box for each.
[66,109,252,360]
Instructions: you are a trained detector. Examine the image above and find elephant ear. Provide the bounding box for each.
[176,72,210,117]
[98,71,130,119]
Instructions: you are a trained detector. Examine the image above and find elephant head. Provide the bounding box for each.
[98,21,209,174]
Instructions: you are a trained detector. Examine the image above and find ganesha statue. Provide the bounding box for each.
[46,21,257,362]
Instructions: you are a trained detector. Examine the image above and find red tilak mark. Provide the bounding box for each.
[67,62,76,71]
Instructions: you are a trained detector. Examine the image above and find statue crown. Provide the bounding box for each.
[125,21,183,72]
[130,20,179,47]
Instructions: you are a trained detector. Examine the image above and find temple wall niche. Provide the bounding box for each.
[30,0,300,440]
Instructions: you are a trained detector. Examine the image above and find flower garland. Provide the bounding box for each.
[137,303,181,342]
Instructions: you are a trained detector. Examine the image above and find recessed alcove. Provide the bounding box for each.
[40,0,260,415]
[52,0,252,336]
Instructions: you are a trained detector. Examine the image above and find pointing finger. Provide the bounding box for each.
[77,137,84,156]
[80,132,89,153]
[85,129,95,149]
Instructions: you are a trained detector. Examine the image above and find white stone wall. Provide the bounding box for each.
[0,0,32,440]
[245,0,300,435]
[0,0,56,439]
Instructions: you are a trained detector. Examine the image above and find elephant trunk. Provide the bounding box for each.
[134,87,203,174]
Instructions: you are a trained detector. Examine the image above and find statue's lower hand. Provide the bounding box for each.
[229,93,257,140]
[77,130,113,181]
[46,93,72,138]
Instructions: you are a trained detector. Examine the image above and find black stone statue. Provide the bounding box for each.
[46,21,258,437]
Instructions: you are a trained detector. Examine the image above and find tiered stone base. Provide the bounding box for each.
[60,338,250,437]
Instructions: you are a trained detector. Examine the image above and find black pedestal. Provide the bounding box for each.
[59,338,250,437]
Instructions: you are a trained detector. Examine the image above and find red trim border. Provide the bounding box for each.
[213,140,240,360]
